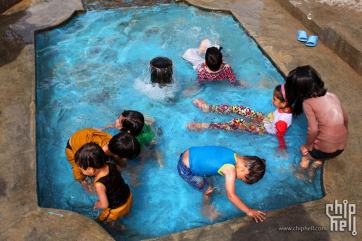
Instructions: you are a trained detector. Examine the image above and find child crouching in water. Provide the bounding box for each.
[186,84,292,149]
[75,143,133,225]
[96,110,164,167]
[178,146,266,223]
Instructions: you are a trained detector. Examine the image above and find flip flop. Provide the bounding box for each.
[306,36,318,47]
[297,30,308,42]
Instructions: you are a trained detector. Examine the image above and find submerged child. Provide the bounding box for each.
[183,39,247,88]
[186,84,292,149]
[65,128,140,191]
[285,66,348,182]
[75,143,133,225]
[178,146,266,223]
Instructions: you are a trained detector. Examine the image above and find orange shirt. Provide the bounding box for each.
[66,128,112,182]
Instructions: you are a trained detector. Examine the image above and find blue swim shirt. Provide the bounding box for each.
[189,146,237,176]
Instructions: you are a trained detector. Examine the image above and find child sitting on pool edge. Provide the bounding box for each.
[177,146,266,223]
[75,143,133,225]
[182,39,248,89]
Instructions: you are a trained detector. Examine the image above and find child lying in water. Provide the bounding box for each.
[186,84,292,149]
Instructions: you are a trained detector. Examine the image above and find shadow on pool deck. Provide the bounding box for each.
[0,0,361,240]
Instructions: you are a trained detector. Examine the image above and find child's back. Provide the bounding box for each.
[95,162,131,209]
[303,92,348,152]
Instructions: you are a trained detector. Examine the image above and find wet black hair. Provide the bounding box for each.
[285,65,327,118]
[120,110,144,136]
[274,85,285,102]
[108,131,141,160]
[205,46,223,71]
[243,156,266,184]
[75,142,106,170]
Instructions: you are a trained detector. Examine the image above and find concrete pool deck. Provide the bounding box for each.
[0,0,361,240]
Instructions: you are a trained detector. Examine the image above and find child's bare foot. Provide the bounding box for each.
[186,122,209,132]
[199,39,210,54]
[203,185,214,195]
[292,164,307,180]
[193,98,209,113]
[307,165,319,183]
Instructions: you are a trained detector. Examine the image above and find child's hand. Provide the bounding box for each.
[247,208,266,223]
[93,200,100,210]
[235,80,251,88]
[300,145,309,155]
[81,180,93,193]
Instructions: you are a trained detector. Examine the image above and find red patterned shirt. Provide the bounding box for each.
[197,63,237,84]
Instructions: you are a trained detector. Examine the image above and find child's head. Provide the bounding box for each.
[272,84,290,109]
[115,110,144,136]
[75,142,106,176]
[285,65,327,117]
[205,47,223,71]
[239,156,266,184]
[108,131,141,160]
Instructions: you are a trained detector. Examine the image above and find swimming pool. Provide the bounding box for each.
[35,3,323,240]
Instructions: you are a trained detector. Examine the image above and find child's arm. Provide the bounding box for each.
[342,106,348,130]
[144,114,156,126]
[303,102,319,151]
[223,64,239,86]
[94,124,116,132]
[275,121,288,149]
[94,183,109,210]
[222,166,266,223]
[116,164,123,174]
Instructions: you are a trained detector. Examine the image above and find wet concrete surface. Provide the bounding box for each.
[0,0,22,14]
[0,0,361,240]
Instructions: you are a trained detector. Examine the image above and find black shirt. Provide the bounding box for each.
[95,162,130,209]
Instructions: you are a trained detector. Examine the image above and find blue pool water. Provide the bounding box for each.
[35,4,323,240]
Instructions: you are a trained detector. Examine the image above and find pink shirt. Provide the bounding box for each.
[197,63,237,84]
[303,93,348,153]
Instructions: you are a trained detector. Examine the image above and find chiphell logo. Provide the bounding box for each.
[326,200,357,236]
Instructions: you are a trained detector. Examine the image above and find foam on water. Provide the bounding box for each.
[35,4,323,240]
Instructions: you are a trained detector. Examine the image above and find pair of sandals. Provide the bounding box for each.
[297,30,318,47]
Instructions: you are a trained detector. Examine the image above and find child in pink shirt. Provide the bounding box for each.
[183,39,247,87]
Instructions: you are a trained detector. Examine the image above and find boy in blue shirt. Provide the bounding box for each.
[177,146,266,223]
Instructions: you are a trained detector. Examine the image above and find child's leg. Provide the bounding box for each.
[209,118,268,134]
[307,160,323,183]
[293,153,322,181]
[186,122,210,132]
[193,98,210,113]
[182,48,204,71]
[209,104,265,121]
[177,153,210,192]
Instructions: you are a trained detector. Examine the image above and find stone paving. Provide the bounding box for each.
[0,0,361,240]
